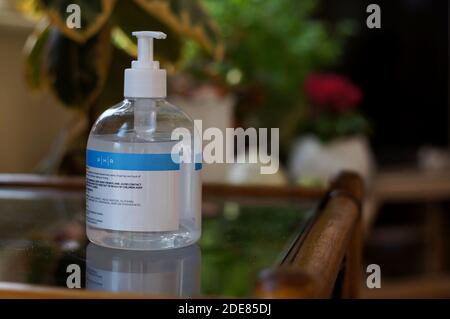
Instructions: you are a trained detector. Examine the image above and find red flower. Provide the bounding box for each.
[305,73,362,113]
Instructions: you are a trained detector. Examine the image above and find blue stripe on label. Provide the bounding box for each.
[87,149,202,171]
[87,150,179,171]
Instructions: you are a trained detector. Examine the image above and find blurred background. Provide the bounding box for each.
[0,0,448,297]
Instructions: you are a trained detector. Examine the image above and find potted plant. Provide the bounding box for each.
[289,73,375,187]
[19,0,221,174]
[177,0,355,185]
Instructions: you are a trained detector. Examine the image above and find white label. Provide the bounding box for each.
[86,150,183,232]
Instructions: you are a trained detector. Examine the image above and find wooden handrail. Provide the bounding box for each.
[255,172,364,298]
[0,282,162,299]
[0,174,85,190]
[0,173,325,199]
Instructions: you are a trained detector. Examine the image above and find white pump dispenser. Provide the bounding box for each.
[124,31,167,98]
[86,31,202,251]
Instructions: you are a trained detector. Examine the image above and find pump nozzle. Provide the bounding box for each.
[132,31,167,68]
[124,31,167,98]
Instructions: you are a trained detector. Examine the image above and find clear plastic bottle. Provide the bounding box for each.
[86,32,201,250]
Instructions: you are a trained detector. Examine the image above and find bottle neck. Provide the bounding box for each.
[126,97,163,102]
[132,98,161,139]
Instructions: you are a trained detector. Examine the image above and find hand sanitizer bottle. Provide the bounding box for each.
[86,31,201,250]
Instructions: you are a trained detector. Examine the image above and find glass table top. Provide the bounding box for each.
[0,186,316,297]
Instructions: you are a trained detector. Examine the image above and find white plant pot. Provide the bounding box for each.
[226,146,288,186]
[288,135,375,187]
[170,91,235,184]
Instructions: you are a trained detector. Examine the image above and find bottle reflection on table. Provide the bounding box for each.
[86,243,201,297]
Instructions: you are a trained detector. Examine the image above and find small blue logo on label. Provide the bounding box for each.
[96,155,114,167]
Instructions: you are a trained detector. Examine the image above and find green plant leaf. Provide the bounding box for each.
[93,45,133,119]
[111,0,182,68]
[38,0,116,43]
[24,21,50,89]
[17,0,45,20]
[310,112,370,141]
[133,0,222,60]
[43,24,112,108]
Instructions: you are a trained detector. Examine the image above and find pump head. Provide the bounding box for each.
[132,31,166,68]
[124,31,167,98]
